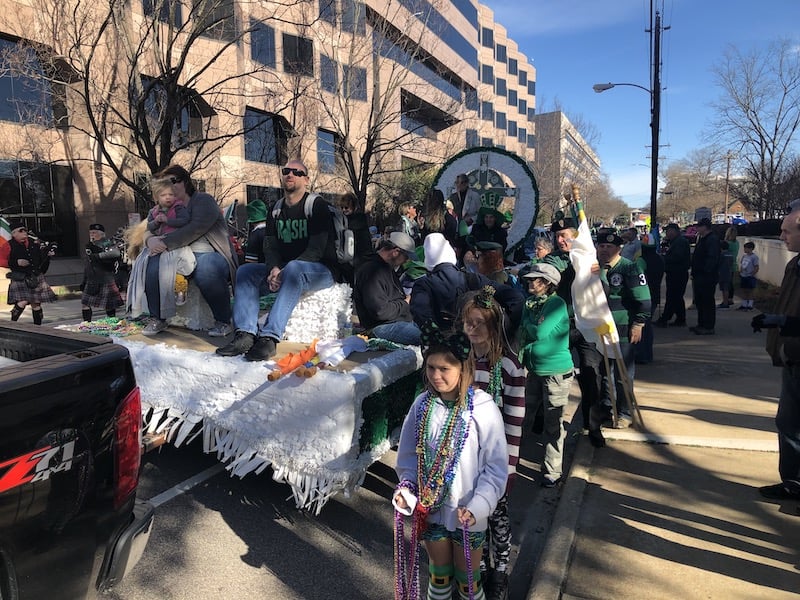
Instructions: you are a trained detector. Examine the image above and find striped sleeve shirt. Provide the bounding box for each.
[474,351,527,491]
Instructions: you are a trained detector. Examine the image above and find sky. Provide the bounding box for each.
[482,0,800,210]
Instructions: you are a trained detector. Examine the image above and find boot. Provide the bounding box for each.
[10,304,24,321]
[32,308,43,325]
[82,308,92,322]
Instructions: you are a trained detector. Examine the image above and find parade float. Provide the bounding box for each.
[69,148,539,514]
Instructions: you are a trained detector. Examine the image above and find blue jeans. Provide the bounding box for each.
[233,260,333,340]
[371,321,421,345]
[777,366,800,483]
[145,251,231,322]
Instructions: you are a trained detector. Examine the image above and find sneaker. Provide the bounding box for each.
[142,318,168,336]
[215,331,256,357]
[614,414,633,428]
[541,476,562,489]
[244,336,277,361]
[717,303,729,309]
[486,570,509,600]
[208,321,233,337]
[758,481,800,500]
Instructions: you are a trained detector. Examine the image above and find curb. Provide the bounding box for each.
[525,431,594,600]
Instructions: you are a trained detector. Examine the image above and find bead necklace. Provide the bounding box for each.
[485,359,504,408]
[414,387,474,520]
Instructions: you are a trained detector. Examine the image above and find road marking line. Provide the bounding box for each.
[147,463,225,508]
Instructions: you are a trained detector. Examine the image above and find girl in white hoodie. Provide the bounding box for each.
[393,323,508,600]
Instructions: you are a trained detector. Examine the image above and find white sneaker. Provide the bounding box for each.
[142,319,168,336]
[208,321,233,337]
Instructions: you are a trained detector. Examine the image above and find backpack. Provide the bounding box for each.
[272,193,355,265]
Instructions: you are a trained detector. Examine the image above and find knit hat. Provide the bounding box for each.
[8,220,25,232]
[88,223,105,232]
[423,233,457,271]
[522,262,561,286]
[247,200,267,223]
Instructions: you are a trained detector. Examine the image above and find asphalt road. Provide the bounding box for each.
[103,402,580,600]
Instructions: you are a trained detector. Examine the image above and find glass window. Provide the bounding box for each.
[518,98,527,116]
[481,101,493,122]
[508,89,517,109]
[341,0,366,35]
[495,44,507,63]
[320,54,338,94]
[142,76,207,146]
[481,137,493,147]
[518,126,527,144]
[527,133,536,148]
[319,0,336,23]
[528,107,536,122]
[193,0,236,42]
[283,33,314,76]
[244,107,289,165]
[528,80,536,96]
[508,120,517,138]
[495,111,506,130]
[481,27,494,49]
[247,185,282,208]
[142,0,182,26]
[343,64,367,101]
[481,64,494,85]
[464,86,478,112]
[250,19,276,68]
[495,77,506,97]
[466,128,479,148]
[317,129,338,174]
[0,160,77,256]
[519,70,528,86]
[508,58,518,76]
[0,38,57,125]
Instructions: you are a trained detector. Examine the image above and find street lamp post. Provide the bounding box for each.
[593,10,664,242]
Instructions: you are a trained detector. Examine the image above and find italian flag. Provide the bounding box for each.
[0,216,11,268]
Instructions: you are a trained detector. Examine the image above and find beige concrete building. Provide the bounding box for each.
[0,0,536,272]
[532,110,601,222]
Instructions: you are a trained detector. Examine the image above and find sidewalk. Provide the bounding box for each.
[528,302,800,599]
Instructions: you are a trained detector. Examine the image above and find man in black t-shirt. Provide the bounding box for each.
[217,159,336,360]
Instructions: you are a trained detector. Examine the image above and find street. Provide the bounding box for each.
[105,401,580,600]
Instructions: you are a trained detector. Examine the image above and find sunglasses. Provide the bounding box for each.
[169,176,182,184]
[282,167,307,177]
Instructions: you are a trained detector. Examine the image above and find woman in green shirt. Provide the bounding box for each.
[518,263,574,487]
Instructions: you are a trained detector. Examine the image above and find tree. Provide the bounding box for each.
[301,0,463,212]
[710,38,800,218]
[0,0,314,206]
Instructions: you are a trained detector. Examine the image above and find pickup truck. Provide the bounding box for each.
[0,321,153,599]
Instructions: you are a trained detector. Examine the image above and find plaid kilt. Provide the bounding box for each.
[7,274,57,304]
[81,279,124,310]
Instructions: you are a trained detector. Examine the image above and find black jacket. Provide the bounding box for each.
[691,231,721,280]
[8,238,50,276]
[410,263,523,333]
[663,234,691,274]
[353,254,412,329]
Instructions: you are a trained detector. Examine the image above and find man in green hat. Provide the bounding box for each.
[244,200,267,264]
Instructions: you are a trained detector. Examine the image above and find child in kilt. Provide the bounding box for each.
[4,220,56,324]
[81,223,124,321]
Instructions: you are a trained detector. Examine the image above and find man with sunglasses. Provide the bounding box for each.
[217,160,338,361]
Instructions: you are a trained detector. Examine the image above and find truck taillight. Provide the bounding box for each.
[114,386,142,509]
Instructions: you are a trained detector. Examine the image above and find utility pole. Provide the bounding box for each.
[649,10,661,237]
